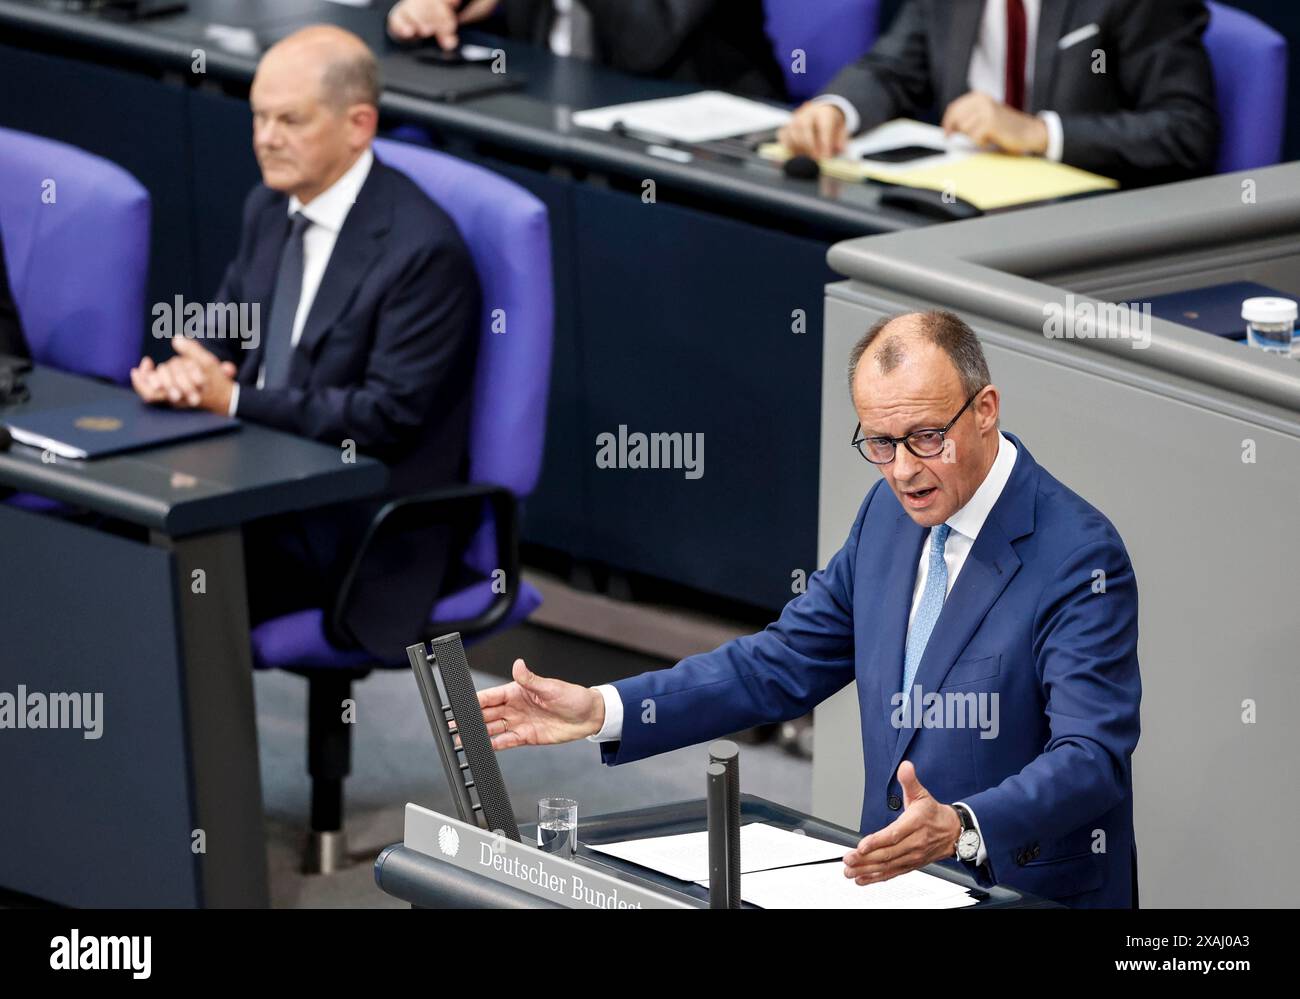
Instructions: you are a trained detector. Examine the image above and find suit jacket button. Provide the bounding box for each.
[887,794,902,810]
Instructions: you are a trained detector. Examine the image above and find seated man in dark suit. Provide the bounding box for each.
[386,0,788,100]
[0,225,29,359]
[779,0,1219,187]
[131,25,480,657]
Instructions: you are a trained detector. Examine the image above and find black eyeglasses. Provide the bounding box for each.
[851,390,980,465]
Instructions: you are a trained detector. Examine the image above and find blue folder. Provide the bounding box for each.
[4,398,238,459]
[1145,281,1298,340]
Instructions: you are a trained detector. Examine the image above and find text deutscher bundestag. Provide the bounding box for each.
[0,687,103,739]
[479,844,643,908]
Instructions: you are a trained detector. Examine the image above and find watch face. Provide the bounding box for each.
[957,829,980,861]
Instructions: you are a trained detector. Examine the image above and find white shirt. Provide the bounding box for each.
[815,0,1065,162]
[548,0,595,60]
[548,0,575,55]
[228,147,374,415]
[588,432,1019,868]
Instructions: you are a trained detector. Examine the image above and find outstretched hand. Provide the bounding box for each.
[467,658,606,751]
[842,760,962,886]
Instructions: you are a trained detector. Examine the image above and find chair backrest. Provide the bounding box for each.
[371,139,554,573]
[763,0,882,101]
[1204,2,1288,173]
[0,127,150,383]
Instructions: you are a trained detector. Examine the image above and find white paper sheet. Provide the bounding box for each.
[739,863,978,910]
[572,91,791,143]
[586,822,849,883]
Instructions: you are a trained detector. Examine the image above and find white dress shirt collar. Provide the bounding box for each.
[288,146,374,232]
[944,430,1018,542]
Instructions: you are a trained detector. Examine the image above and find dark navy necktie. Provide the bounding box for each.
[261,211,311,389]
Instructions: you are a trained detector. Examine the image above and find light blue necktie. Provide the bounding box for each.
[901,524,951,698]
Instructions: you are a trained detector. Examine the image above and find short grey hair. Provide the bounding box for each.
[320,47,379,110]
[847,309,991,399]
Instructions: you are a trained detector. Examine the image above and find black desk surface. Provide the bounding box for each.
[0,0,928,237]
[379,793,1060,909]
[0,367,387,536]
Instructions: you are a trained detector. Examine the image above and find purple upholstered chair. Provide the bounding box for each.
[1204,2,1288,173]
[0,127,150,515]
[763,0,881,102]
[0,126,149,382]
[249,139,553,871]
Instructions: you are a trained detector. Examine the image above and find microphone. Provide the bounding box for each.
[707,739,742,909]
[783,154,821,180]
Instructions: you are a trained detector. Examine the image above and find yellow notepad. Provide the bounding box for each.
[762,143,1117,210]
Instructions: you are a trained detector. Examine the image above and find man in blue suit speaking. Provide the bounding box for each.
[479,310,1142,908]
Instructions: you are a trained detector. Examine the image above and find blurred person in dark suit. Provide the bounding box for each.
[387,0,788,100]
[780,0,1219,187]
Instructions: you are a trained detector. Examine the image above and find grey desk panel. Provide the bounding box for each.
[0,367,388,535]
[375,845,568,909]
[0,504,203,906]
[815,167,1300,907]
[826,163,1300,410]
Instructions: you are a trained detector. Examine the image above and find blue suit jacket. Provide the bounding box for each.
[600,433,1141,908]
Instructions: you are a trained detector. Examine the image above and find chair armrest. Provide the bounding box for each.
[329,482,522,652]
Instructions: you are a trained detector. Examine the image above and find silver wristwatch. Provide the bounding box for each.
[953,803,980,862]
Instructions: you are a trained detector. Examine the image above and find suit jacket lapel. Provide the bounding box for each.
[941,0,986,108]
[289,161,392,383]
[1032,0,1075,113]
[872,510,927,729]
[237,207,287,385]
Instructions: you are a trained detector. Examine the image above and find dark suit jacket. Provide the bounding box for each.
[821,0,1220,187]
[210,156,481,658]
[503,0,788,100]
[0,226,30,359]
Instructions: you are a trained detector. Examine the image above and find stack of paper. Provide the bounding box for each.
[572,91,792,143]
[587,822,979,908]
[738,863,977,910]
[587,822,847,883]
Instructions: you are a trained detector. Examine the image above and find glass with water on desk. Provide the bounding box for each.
[537,797,578,857]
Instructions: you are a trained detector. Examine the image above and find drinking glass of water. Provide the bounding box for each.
[537,797,578,857]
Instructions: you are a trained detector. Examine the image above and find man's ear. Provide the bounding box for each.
[350,104,379,149]
[976,384,1000,433]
